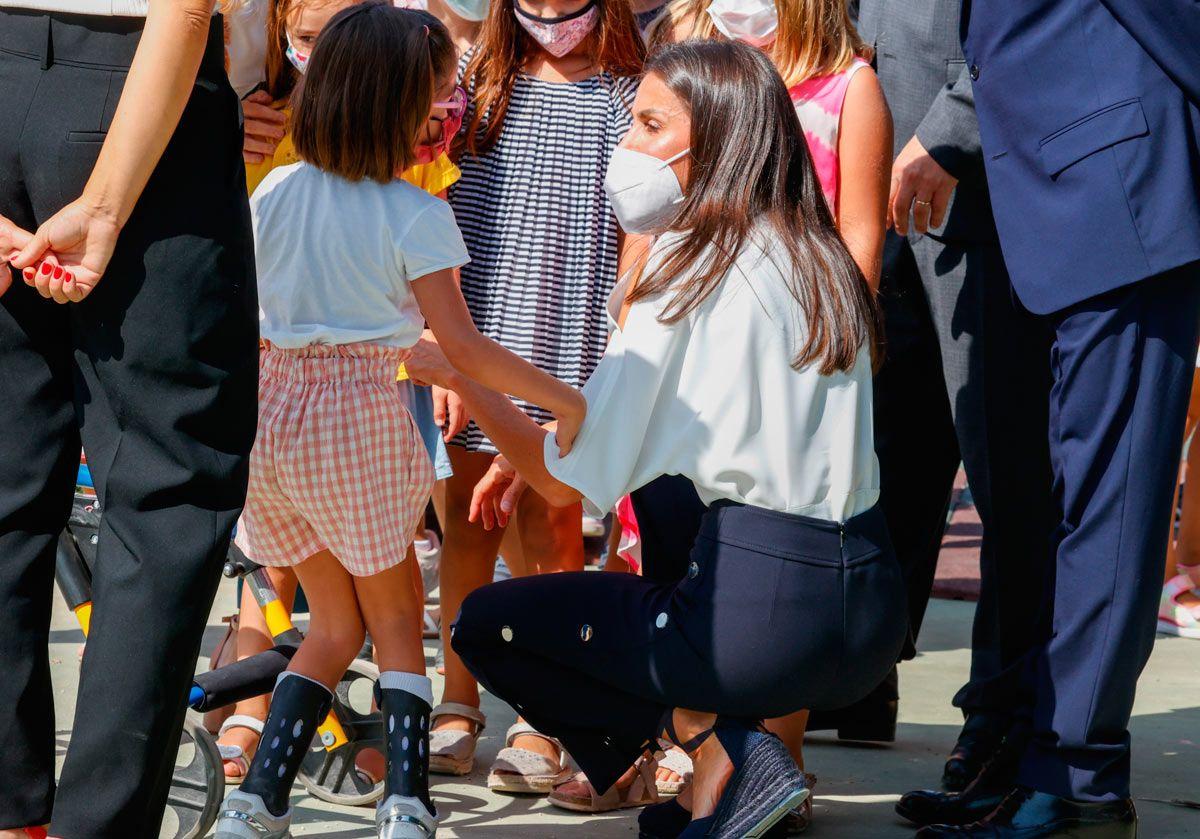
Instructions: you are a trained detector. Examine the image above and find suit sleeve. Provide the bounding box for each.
[1097,0,1200,105]
[913,61,985,183]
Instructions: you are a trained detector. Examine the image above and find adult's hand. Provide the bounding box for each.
[406,333,458,389]
[0,215,34,296]
[470,455,528,530]
[888,136,958,236]
[10,199,121,303]
[242,90,287,164]
[432,385,469,441]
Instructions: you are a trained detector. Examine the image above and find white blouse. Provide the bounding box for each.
[544,230,880,522]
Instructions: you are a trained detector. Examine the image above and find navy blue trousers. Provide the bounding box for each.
[452,499,908,792]
[1019,262,1200,800]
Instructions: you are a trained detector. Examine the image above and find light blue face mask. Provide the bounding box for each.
[443,0,489,22]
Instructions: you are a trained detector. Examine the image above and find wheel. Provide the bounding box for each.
[161,715,224,839]
[298,657,386,807]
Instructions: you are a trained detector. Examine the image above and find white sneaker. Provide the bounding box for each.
[582,514,606,538]
[214,790,292,838]
[414,530,442,599]
[376,793,438,838]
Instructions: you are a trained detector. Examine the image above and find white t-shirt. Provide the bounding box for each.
[251,162,469,349]
[545,230,880,522]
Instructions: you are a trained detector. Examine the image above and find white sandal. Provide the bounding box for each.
[655,745,693,796]
[1159,573,1200,638]
[486,722,573,794]
[428,702,487,776]
[217,714,265,785]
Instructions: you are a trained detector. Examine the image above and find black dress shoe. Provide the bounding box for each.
[806,666,898,742]
[943,711,1010,791]
[897,725,1025,827]
[915,788,1137,837]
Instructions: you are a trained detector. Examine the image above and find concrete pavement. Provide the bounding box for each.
[46,579,1200,837]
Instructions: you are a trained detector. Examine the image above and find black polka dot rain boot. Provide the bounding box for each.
[375,672,438,838]
[215,672,334,839]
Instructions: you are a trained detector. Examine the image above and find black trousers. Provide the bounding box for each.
[0,11,257,836]
[872,233,1055,713]
[452,497,908,792]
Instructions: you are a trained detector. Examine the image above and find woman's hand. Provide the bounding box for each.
[10,199,121,303]
[242,90,288,164]
[0,215,34,296]
[470,455,528,530]
[554,398,585,456]
[406,332,460,389]
[433,385,470,441]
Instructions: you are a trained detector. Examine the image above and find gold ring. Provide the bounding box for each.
[914,199,932,206]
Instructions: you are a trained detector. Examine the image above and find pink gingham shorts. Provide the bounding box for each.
[234,343,435,577]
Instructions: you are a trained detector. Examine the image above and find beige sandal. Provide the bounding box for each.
[216,714,264,785]
[428,702,487,776]
[655,744,693,795]
[487,722,573,794]
[548,752,661,813]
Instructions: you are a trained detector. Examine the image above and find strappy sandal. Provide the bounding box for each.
[428,702,486,776]
[548,752,661,812]
[1159,573,1200,638]
[488,722,574,793]
[656,744,693,795]
[203,613,240,734]
[662,714,809,838]
[423,607,440,640]
[780,773,817,834]
[217,714,264,785]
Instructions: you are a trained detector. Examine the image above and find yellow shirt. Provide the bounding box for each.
[244,105,462,197]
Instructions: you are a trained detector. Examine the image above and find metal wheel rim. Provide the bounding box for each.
[163,716,223,839]
[298,658,386,806]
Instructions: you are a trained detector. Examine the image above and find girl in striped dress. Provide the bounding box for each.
[428,0,645,796]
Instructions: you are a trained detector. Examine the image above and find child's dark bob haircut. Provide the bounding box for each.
[292,1,433,183]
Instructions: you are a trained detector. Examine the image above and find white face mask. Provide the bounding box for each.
[444,0,489,20]
[706,0,778,48]
[604,146,691,234]
[284,30,309,73]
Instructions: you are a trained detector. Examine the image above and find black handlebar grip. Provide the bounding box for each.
[189,645,298,711]
[55,532,93,611]
[222,543,262,579]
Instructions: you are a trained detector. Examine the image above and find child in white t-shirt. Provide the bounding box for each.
[215,5,584,837]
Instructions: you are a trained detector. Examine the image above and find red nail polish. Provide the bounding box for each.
[53,266,63,280]
[40,262,52,275]
[23,267,34,279]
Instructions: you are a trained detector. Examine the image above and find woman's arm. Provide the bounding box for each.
[407,337,582,508]
[835,66,893,290]
[12,0,220,302]
[411,269,587,450]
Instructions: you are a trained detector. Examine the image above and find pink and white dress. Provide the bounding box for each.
[789,58,871,217]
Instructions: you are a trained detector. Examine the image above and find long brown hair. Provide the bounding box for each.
[646,0,869,87]
[629,40,880,374]
[463,0,645,155]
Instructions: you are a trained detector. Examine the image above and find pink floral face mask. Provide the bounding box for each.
[514,0,599,58]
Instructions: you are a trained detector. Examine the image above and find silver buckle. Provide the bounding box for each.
[380,810,434,837]
[221,809,274,834]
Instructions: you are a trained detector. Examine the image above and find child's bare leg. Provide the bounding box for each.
[217,566,298,779]
[355,560,436,820]
[436,448,508,735]
[231,551,364,819]
[765,710,808,769]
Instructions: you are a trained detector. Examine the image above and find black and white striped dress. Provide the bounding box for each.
[449,70,638,453]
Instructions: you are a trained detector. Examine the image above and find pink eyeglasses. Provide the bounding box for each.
[433,86,468,121]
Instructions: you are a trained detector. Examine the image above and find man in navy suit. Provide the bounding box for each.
[912,0,1200,836]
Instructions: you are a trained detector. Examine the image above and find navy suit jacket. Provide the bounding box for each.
[961,0,1200,314]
